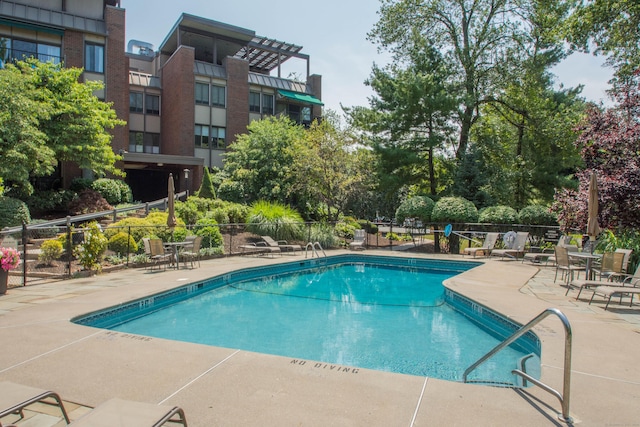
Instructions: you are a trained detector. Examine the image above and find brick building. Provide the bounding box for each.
[0,0,323,201]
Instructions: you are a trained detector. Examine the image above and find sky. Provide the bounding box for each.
[122,0,614,113]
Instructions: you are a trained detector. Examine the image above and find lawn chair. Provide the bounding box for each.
[463,232,498,258]
[0,381,70,425]
[261,236,302,253]
[349,229,366,250]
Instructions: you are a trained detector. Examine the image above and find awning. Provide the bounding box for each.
[277,89,324,106]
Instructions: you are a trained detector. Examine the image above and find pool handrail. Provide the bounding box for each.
[462,308,573,423]
[305,242,326,258]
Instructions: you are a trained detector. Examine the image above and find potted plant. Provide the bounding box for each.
[0,246,20,294]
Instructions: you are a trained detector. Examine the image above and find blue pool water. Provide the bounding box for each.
[75,255,540,385]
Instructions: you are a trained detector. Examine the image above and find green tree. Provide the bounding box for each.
[349,40,456,200]
[0,60,125,196]
[195,167,216,199]
[566,0,640,82]
[221,116,306,205]
[369,0,527,160]
[293,116,370,222]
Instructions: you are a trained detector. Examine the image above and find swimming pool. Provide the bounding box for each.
[74,254,541,386]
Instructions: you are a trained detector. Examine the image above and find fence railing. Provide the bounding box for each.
[1,218,561,290]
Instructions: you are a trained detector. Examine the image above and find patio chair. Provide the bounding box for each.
[490,231,530,260]
[554,246,583,286]
[69,397,187,426]
[180,235,202,268]
[349,229,366,250]
[143,238,173,270]
[0,381,70,425]
[592,251,625,281]
[463,232,498,258]
[568,262,640,298]
[261,236,302,253]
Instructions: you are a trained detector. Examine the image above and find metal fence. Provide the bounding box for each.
[0,220,561,290]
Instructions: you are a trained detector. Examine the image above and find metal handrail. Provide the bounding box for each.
[462,308,573,423]
[304,242,326,258]
[1,191,187,235]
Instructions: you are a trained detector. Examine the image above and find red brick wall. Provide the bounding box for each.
[63,30,83,68]
[161,46,196,156]
[224,56,249,146]
[105,6,129,154]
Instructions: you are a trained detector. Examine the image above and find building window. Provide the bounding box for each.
[144,133,160,153]
[85,43,104,73]
[262,94,274,115]
[129,131,159,153]
[249,91,261,113]
[302,106,311,125]
[211,85,226,108]
[1,38,61,64]
[129,92,143,113]
[288,104,300,123]
[194,125,209,148]
[211,127,226,149]
[195,83,209,105]
[146,94,160,115]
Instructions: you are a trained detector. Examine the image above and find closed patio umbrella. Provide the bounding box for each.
[586,172,601,252]
[167,173,177,229]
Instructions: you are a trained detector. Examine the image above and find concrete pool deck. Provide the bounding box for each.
[0,250,638,426]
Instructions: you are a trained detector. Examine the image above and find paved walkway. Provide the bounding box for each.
[0,250,639,426]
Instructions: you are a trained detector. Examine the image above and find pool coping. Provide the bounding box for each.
[0,250,639,426]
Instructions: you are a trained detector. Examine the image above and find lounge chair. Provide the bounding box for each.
[589,283,640,310]
[0,381,70,425]
[69,397,187,426]
[568,262,640,298]
[349,229,366,250]
[463,232,498,258]
[261,236,302,253]
[239,242,281,257]
[490,231,530,260]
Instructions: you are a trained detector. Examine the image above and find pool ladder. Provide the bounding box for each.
[305,242,326,258]
[462,308,573,423]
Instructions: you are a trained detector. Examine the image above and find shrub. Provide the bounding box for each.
[309,223,339,249]
[385,232,401,241]
[74,222,108,271]
[194,217,224,249]
[25,189,75,215]
[357,219,378,235]
[104,217,151,241]
[175,200,200,226]
[70,178,93,192]
[246,201,304,241]
[225,203,250,224]
[0,197,31,229]
[38,239,63,265]
[478,205,518,224]
[108,232,138,256]
[334,221,357,239]
[67,189,113,215]
[217,179,244,203]
[431,197,479,223]
[113,180,133,204]
[207,208,230,225]
[91,178,123,205]
[518,205,558,226]
[395,196,435,224]
[145,211,186,241]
